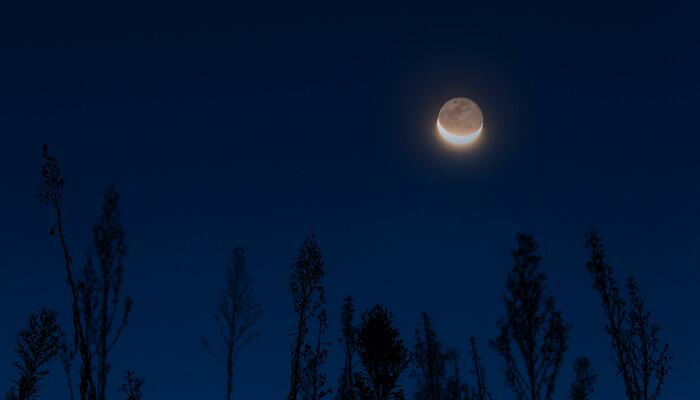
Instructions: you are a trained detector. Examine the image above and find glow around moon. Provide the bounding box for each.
[436,98,483,146]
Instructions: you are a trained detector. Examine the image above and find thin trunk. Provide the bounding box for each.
[527,341,536,400]
[61,350,76,400]
[311,318,323,400]
[66,371,76,400]
[98,266,110,400]
[226,338,234,400]
[288,311,306,400]
[54,201,97,400]
[343,351,353,400]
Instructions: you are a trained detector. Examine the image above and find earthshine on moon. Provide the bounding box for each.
[437,97,483,146]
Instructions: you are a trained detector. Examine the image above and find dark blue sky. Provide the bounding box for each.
[1,1,699,399]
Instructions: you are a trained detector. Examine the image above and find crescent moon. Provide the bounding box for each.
[436,118,483,145]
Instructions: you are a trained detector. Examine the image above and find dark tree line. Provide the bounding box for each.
[4,147,674,400]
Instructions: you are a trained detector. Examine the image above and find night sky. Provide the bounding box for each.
[1,2,699,399]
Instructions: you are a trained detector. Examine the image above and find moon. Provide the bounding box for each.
[436,98,483,146]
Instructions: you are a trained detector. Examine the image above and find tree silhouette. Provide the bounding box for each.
[443,351,467,400]
[59,186,133,400]
[568,358,595,400]
[411,320,490,400]
[38,145,97,400]
[466,336,492,400]
[355,304,411,400]
[301,309,331,400]
[6,310,65,400]
[412,312,449,400]
[584,229,671,400]
[117,371,143,400]
[202,247,262,400]
[287,235,327,400]
[60,254,97,400]
[91,186,132,400]
[336,296,357,400]
[58,341,76,400]
[490,233,569,400]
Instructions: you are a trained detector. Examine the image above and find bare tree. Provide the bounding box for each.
[287,235,327,400]
[118,371,143,400]
[202,247,262,400]
[336,296,357,400]
[38,145,97,400]
[568,358,595,400]
[355,304,411,400]
[301,309,331,400]
[584,228,671,400]
[6,310,65,400]
[490,233,569,400]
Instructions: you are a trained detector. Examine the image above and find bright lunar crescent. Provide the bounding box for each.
[436,97,483,145]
